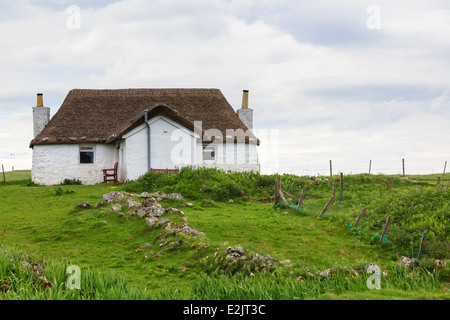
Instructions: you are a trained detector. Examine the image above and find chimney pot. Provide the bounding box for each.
[37,93,43,107]
[33,93,50,138]
[237,89,253,130]
[241,90,249,109]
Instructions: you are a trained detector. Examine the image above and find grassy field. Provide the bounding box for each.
[0,169,449,300]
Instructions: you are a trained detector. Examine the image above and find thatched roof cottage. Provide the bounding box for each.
[29,88,260,185]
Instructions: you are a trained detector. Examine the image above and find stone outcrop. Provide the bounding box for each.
[101,191,126,204]
[135,205,165,218]
[75,201,90,209]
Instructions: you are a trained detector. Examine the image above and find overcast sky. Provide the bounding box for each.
[0,0,449,176]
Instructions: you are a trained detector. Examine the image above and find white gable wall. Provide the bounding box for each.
[123,115,197,181]
[31,144,116,185]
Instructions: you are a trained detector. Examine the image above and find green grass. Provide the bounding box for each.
[0,247,153,300]
[0,169,449,300]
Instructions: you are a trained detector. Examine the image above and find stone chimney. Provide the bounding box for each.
[33,93,50,138]
[236,90,253,130]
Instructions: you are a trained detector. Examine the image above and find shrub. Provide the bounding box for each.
[61,178,82,185]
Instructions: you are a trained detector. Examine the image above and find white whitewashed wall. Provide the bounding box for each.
[31,144,116,185]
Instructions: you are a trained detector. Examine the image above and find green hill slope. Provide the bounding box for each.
[0,168,448,299]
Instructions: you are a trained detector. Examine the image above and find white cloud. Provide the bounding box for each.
[0,0,449,174]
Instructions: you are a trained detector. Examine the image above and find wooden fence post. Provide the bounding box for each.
[329,160,333,178]
[437,177,441,186]
[380,215,392,242]
[318,196,335,218]
[353,207,367,228]
[279,189,288,205]
[339,173,344,201]
[369,160,372,175]
[1,165,5,183]
[387,178,392,192]
[275,176,281,204]
[418,230,427,258]
[443,161,447,181]
[296,186,307,211]
[402,159,405,177]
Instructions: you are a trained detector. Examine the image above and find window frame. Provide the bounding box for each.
[79,145,95,164]
[202,144,216,162]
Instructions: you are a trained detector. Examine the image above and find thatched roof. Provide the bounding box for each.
[30,88,259,147]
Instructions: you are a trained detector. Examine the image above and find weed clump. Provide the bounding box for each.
[61,178,82,185]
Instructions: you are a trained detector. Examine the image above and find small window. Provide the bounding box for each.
[80,146,94,164]
[202,145,216,161]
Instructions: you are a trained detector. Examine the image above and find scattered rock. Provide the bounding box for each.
[136,205,165,218]
[139,192,149,198]
[145,217,159,227]
[225,246,246,259]
[101,191,125,204]
[320,268,334,278]
[134,248,142,253]
[168,223,202,238]
[160,238,171,247]
[341,266,359,277]
[118,213,125,218]
[364,262,379,272]
[93,202,101,208]
[220,243,227,247]
[178,266,189,271]
[187,203,193,207]
[143,197,157,206]
[140,243,152,249]
[75,201,90,209]
[99,220,107,224]
[435,260,447,267]
[172,239,183,248]
[111,203,122,212]
[279,259,291,265]
[166,193,184,201]
[252,253,277,268]
[165,207,184,216]
[37,275,52,289]
[296,276,306,282]
[126,198,142,209]
[156,219,170,228]
[228,199,234,204]
[31,263,43,274]
[397,256,412,268]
